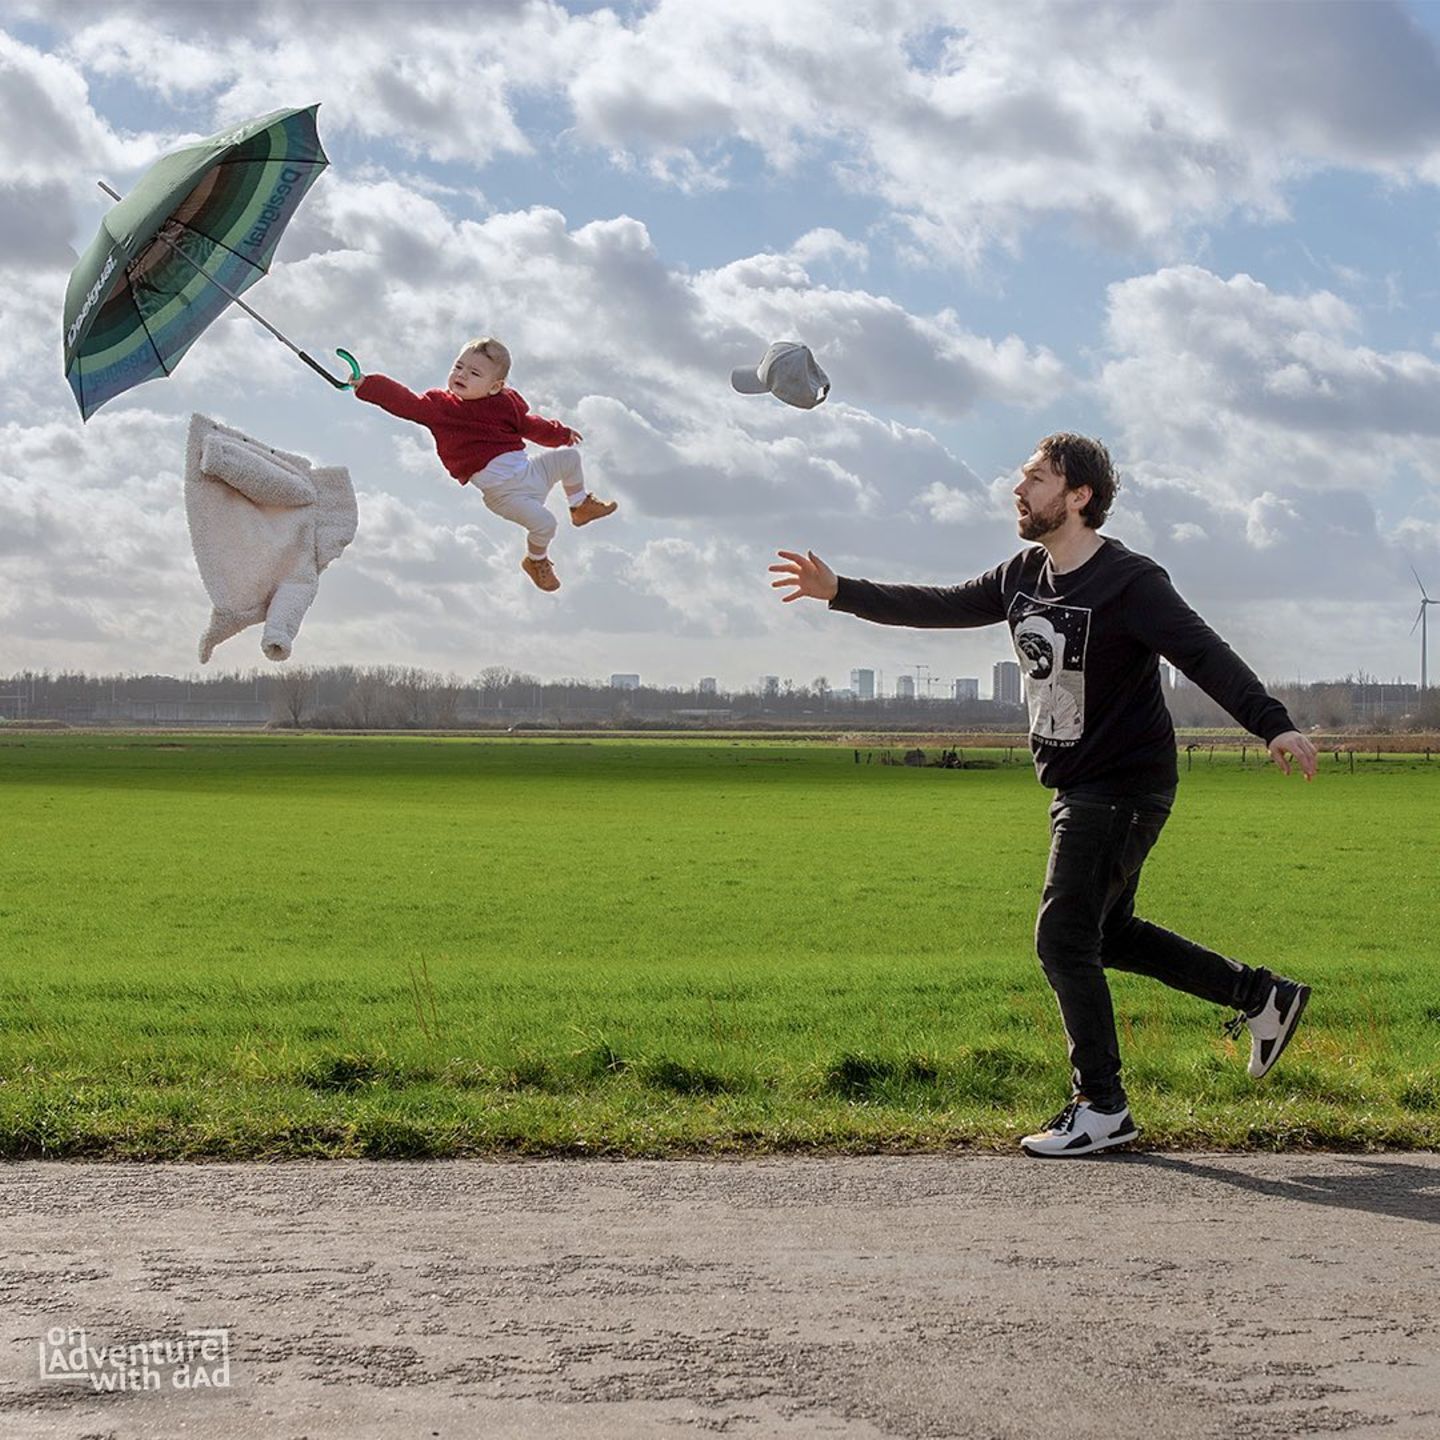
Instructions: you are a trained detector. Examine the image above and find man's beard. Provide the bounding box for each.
[1018,497,1067,540]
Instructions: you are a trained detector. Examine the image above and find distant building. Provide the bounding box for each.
[993,660,1021,706]
[610,674,640,690]
[1351,681,1417,718]
[698,677,717,695]
[849,668,875,701]
[952,677,979,702]
[896,675,916,700]
[1159,662,1173,689]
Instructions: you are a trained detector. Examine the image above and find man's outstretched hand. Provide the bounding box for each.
[1268,730,1318,781]
[770,550,838,603]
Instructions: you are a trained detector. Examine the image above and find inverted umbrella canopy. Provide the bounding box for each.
[63,104,332,420]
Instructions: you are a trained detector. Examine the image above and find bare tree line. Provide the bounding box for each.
[2,666,1436,732]
[2,665,1021,730]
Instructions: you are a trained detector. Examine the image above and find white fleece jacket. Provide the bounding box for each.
[185,413,357,663]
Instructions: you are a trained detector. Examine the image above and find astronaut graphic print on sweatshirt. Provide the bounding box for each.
[1008,594,1091,746]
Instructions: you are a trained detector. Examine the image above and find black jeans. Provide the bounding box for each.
[1034,787,1270,1111]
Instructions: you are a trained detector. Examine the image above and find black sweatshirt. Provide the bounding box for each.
[829,538,1295,794]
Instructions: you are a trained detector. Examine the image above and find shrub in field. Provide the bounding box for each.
[1398,1075,1440,1112]
[641,1057,736,1096]
[580,1041,628,1080]
[950,1044,1047,1104]
[358,1116,450,1158]
[501,1055,555,1091]
[298,1052,399,1092]
[823,1052,940,1100]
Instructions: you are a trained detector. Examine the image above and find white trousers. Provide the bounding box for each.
[473,449,583,555]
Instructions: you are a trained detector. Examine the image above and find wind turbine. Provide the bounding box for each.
[1411,567,1438,691]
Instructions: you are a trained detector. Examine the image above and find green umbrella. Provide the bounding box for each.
[63,103,358,421]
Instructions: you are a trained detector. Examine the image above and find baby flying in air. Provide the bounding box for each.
[353,337,616,592]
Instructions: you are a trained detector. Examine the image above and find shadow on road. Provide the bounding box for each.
[1123,1153,1440,1225]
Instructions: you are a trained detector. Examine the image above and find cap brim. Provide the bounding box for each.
[730,367,769,395]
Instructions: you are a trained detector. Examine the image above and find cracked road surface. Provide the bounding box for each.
[1,1153,1437,1438]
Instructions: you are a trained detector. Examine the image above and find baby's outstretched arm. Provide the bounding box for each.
[353,373,435,425]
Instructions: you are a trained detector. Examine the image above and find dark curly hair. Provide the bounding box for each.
[1037,433,1117,529]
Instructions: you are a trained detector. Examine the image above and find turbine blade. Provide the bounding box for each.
[1413,604,1426,635]
[1411,564,1432,601]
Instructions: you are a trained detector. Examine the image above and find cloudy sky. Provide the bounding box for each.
[3,0,1440,694]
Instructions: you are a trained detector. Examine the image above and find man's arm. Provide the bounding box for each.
[770,550,1007,629]
[1129,570,1317,779]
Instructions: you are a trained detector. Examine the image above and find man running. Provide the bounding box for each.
[770,433,1318,1157]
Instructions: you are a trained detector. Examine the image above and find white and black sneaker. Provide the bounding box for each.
[1226,976,1311,1079]
[1020,1098,1139,1158]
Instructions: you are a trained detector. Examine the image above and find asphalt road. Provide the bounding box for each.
[1,1153,1437,1439]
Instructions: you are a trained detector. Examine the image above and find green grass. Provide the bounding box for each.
[1,733,1436,1157]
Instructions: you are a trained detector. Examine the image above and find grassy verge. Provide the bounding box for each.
[2,734,1436,1156]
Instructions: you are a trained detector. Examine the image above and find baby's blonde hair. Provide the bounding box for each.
[462,336,511,383]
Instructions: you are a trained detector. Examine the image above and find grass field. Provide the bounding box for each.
[2,732,1437,1157]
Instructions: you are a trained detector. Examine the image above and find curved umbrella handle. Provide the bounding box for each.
[335,348,363,389]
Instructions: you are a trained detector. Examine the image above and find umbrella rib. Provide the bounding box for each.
[173,219,269,279]
[129,222,327,372]
[126,272,174,377]
[172,151,329,276]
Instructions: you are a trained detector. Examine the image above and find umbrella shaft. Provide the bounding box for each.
[98,179,306,359]
[151,229,343,385]
[94,176,343,390]
[147,228,305,359]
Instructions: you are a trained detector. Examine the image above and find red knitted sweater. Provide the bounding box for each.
[355,374,575,482]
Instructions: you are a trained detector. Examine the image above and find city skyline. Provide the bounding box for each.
[8,657,1421,704]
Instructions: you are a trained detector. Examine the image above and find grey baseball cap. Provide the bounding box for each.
[730,341,830,409]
